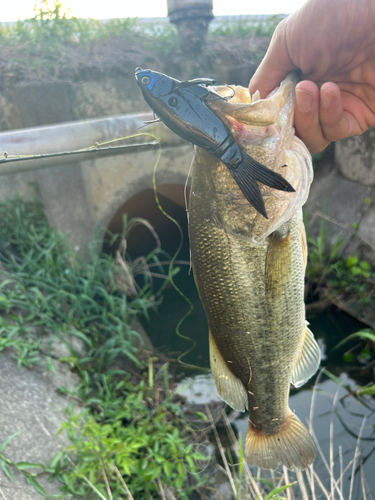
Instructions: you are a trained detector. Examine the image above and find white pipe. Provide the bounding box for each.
[0,112,185,175]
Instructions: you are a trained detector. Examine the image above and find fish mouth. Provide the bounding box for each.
[135,67,143,75]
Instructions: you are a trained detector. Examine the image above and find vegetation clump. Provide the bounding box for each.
[0,1,273,84]
[305,215,375,382]
[0,194,208,498]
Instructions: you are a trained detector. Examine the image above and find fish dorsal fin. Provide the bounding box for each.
[265,227,292,295]
[291,322,321,388]
[209,331,248,411]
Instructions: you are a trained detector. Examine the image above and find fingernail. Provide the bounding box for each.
[296,89,312,113]
[321,88,334,109]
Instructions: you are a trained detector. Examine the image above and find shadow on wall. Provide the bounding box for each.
[104,184,190,258]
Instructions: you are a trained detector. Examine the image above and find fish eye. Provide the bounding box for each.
[141,76,151,85]
[168,97,178,107]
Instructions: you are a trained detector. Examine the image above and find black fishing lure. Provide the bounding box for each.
[135,68,294,218]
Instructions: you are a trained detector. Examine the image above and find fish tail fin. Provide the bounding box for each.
[228,169,268,218]
[245,411,316,471]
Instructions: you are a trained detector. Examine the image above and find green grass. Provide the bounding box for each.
[0,0,280,57]
[305,215,375,377]
[0,193,208,498]
[0,194,158,370]
[305,216,375,306]
[0,0,180,72]
[208,15,284,39]
[0,1,178,52]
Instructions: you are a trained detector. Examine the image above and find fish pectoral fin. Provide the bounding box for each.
[291,322,321,388]
[209,331,248,412]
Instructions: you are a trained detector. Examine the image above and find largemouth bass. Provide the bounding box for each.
[189,74,320,470]
[135,68,294,218]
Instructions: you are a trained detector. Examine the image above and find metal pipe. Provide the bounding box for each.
[0,112,186,175]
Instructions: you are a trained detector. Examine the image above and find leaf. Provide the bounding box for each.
[264,482,296,499]
[194,411,208,421]
[252,482,298,500]
[1,460,13,481]
[347,256,358,268]
[343,353,354,363]
[48,451,63,470]
[163,461,172,478]
[357,384,375,395]
[335,329,375,350]
[350,266,362,276]
[67,329,93,348]
[0,431,20,452]
[0,279,16,290]
[16,461,46,470]
[360,260,371,271]
[26,476,47,496]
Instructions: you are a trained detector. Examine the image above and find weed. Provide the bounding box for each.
[209,15,284,39]
[0,0,178,58]
[0,192,210,498]
[305,217,375,306]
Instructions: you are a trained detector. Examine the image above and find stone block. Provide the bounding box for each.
[304,171,375,264]
[335,129,375,186]
[0,353,78,500]
[13,82,76,127]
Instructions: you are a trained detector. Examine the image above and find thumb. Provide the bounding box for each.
[249,21,296,99]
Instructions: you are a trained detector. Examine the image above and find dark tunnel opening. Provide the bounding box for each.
[104,184,190,261]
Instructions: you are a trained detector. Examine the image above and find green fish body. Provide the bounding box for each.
[189,74,319,470]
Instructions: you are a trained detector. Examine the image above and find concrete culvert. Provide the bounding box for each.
[104,184,190,260]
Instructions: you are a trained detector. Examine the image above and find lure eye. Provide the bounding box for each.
[141,76,151,85]
[168,97,178,107]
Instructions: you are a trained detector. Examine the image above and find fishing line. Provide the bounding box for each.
[148,132,207,372]
[184,159,194,275]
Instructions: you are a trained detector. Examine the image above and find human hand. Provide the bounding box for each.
[249,0,375,153]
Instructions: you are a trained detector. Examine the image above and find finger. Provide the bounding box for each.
[250,60,291,100]
[319,82,359,141]
[249,20,295,99]
[294,81,330,154]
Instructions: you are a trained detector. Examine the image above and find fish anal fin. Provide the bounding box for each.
[209,331,248,411]
[291,322,321,388]
[245,411,316,470]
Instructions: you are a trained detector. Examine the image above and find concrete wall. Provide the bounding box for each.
[0,77,195,253]
[0,46,260,253]
[1,55,375,259]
